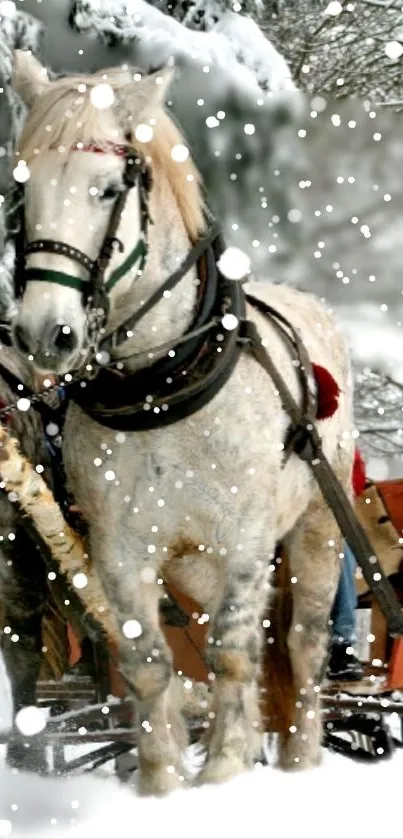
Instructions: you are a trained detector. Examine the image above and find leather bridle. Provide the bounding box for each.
[14,142,152,355]
[12,141,220,365]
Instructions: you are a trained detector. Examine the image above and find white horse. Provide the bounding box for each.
[11,49,354,795]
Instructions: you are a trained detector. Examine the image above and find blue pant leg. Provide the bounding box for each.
[330,543,358,644]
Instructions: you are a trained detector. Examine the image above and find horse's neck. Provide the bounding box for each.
[109,195,198,373]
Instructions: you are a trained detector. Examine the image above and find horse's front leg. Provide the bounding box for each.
[90,535,188,796]
[198,539,273,786]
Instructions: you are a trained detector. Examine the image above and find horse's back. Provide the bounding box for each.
[244,281,350,381]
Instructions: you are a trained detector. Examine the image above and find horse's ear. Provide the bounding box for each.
[12,50,50,107]
[137,65,175,107]
[118,64,175,125]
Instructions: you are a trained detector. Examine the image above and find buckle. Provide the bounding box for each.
[286,420,322,462]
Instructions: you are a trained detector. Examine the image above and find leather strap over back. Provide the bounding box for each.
[242,299,403,638]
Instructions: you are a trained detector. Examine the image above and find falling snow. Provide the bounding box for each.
[15,705,46,737]
[134,124,154,143]
[16,398,31,412]
[171,144,190,163]
[324,1,342,15]
[384,41,403,61]
[217,247,251,280]
[89,83,115,110]
[12,161,30,184]
[72,573,88,590]
[122,619,142,639]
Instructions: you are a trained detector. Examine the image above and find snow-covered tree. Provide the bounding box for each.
[265,0,403,105]
[354,368,403,462]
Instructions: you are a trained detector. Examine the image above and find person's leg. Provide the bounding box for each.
[331,542,358,643]
[328,543,364,681]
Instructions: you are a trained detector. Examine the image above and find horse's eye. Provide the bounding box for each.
[99,185,121,201]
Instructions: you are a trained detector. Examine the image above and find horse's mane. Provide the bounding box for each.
[16,67,205,242]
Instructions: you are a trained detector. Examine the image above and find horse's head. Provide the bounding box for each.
[10,51,202,375]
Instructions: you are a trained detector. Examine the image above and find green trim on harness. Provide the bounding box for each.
[105,238,147,292]
[23,268,87,292]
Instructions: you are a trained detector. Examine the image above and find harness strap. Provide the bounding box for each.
[241,314,403,638]
[24,268,88,293]
[104,238,147,293]
[99,222,221,355]
[245,292,317,435]
[25,239,95,272]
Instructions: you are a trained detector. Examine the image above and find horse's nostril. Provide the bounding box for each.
[14,323,32,355]
[51,325,78,355]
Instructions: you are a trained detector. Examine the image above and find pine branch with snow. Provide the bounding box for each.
[70,0,296,96]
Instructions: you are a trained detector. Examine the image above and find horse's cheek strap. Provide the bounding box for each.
[104,239,148,293]
[23,268,88,292]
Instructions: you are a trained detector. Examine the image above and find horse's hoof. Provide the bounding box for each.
[197,754,248,786]
[135,764,188,796]
[278,748,322,771]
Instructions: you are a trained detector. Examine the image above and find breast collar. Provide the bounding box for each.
[69,241,246,432]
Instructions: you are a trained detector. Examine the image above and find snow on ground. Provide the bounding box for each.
[0,665,402,839]
[0,743,402,839]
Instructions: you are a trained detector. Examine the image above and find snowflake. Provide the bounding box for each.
[384,41,403,61]
[17,397,31,412]
[13,161,30,184]
[324,1,343,16]
[221,313,239,331]
[217,247,251,280]
[0,1,16,17]
[72,572,88,590]
[134,124,153,143]
[122,619,142,639]
[90,83,115,109]
[15,705,46,736]
[140,566,157,583]
[171,143,189,162]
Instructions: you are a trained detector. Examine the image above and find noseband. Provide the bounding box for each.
[11,141,221,364]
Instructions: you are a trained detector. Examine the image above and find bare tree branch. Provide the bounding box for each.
[265,0,403,105]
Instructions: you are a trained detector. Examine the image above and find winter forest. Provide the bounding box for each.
[1,0,403,837]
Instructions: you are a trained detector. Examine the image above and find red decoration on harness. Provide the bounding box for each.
[352,448,367,498]
[72,142,128,157]
[312,363,340,420]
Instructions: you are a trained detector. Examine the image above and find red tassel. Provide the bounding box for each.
[312,363,340,420]
[352,448,367,498]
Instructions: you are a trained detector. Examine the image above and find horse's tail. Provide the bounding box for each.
[260,548,296,746]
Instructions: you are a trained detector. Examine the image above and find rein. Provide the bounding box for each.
[240,301,403,638]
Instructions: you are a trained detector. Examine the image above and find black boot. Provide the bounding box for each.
[327,642,364,681]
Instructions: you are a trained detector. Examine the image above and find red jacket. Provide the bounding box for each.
[352,448,367,498]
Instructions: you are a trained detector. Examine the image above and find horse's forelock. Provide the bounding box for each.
[16,68,205,243]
